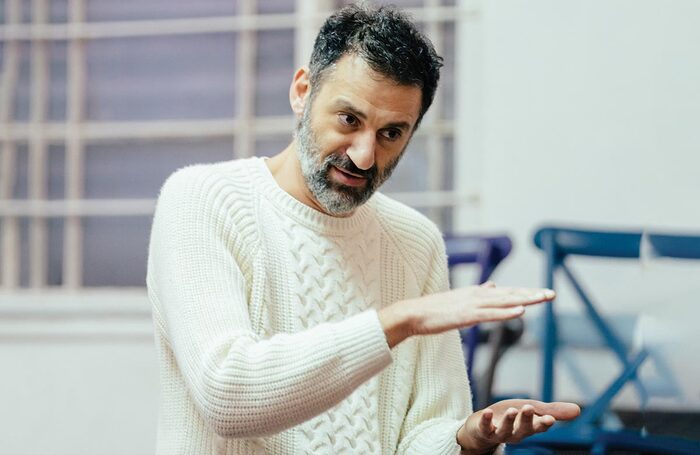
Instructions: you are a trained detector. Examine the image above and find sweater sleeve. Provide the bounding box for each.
[147,168,392,438]
[396,230,473,454]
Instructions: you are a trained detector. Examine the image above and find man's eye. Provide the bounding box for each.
[381,128,402,141]
[338,113,358,127]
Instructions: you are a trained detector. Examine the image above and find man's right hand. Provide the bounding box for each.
[377,282,555,348]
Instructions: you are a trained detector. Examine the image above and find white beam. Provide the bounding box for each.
[0,190,478,218]
[63,0,87,289]
[234,0,256,159]
[28,0,50,288]
[455,0,484,232]
[0,0,21,289]
[0,7,475,41]
[0,117,453,143]
[425,0,446,226]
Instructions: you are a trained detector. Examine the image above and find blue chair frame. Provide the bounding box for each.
[533,227,649,415]
[444,234,513,403]
[513,225,700,454]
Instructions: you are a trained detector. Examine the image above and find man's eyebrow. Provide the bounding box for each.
[332,100,368,120]
[332,99,413,131]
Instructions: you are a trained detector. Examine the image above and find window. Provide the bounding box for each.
[0,0,476,289]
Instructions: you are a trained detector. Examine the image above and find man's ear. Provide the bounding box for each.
[289,66,311,117]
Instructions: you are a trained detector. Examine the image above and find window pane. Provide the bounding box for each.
[84,140,234,199]
[50,0,68,23]
[82,216,151,287]
[441,23,456,119]
[49,41,68,122]
[13,42,31,123]
[86,0,238,22]
[47,218,64,286]
[255,136,293,158]
[257,0,295,14]
[86,34,237,121]
[255,29,295,117]
[381,138,429,193]
[12,145,29,199]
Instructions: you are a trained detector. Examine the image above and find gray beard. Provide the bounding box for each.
[295,105,404,216]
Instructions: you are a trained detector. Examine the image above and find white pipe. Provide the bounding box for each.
[0,7,476,41]
[0,199,157,217]
[28,0,50,288]
[234,0,256,159]
[63,0,87,289]
[0,117,452,143]
[0,0,21,288]
[425,0,445,225]
[0,190,479,218]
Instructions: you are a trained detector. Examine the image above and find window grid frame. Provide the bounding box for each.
[0,1,479,290]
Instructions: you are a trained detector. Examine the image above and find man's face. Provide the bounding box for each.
[296,55,422,216]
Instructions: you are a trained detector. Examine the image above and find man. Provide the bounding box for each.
[147,4,579,454]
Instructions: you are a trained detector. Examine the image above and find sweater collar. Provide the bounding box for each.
[250,157,375,235]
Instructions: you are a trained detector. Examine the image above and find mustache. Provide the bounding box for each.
[324,153,377,180]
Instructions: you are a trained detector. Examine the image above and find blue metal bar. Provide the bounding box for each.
[559,262,630,363]
[572,350,648,427]
[560,262,648,402]
[541,229,557,402]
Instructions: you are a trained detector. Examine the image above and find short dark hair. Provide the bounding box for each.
[309,3,443,127]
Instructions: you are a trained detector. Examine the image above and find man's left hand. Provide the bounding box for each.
[457,399,581,453]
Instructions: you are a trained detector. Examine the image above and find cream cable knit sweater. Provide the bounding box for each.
[147,157,472,454]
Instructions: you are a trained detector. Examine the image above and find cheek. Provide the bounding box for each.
[377,146,405,171]
[317,130,352,157]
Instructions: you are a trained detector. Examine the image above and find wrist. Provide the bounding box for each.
[377,301,416,348]
[457,421,499,454]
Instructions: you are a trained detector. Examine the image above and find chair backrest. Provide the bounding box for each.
[533,227,641,259]
[444,234,513,284]
[531,225,698,404]
[533,226,700,261]
[648,233,700,260]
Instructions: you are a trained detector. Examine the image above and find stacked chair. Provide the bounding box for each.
[508,225,700,454]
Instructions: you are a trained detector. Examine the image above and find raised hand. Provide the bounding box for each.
[378,282,555,348]
[457,399,581,452]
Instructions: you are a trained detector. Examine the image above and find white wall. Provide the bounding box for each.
[0,293,157,454]
[470,0,700,410]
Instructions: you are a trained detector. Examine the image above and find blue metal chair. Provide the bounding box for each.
[444,234,519,408]
[509,225,700,454]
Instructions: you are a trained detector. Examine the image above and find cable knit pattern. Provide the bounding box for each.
[147,157,472,454]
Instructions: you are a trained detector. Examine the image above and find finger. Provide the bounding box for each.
[533,414,555,433]
[479,288,555,308]
[479,408,496,436]
[503,288,555,305]
[495,407,518,440]
[527,401,581,421]
[514,405,535,438]
[474,306,525,323]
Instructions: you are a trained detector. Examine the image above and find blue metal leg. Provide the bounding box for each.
[541,230,557,402]
[560,263,648,403]
[572,350,649,428]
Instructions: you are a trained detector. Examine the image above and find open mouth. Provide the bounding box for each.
[331,166,368,187]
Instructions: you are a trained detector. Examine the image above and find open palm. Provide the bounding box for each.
[458,399,581,451]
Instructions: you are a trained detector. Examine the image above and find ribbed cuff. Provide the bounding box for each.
[407,418,465,454]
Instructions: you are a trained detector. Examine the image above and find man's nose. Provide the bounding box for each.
[346,132,376,171]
